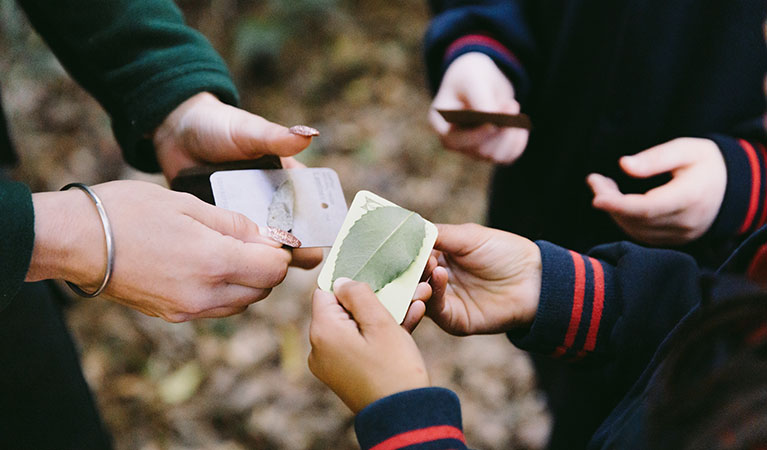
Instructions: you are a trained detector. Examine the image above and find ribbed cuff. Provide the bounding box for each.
[509,241,614,361]
[433,33,530,101]
[707,134,767,238]
[0,180,34,311]
[112,65,238,173]
[355,387,466,450]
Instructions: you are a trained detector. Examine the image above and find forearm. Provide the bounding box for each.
[17,0,238,172]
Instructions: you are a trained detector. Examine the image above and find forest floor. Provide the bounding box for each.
[0,1,549,448]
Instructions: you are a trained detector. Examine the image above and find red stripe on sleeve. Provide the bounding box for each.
[370,425,466,450]
[756,143,767,228]
[738,139,761,234]
[747,243,767,285]
[582,258,605,352]
[445,34,519,65]
[561,251,586,352]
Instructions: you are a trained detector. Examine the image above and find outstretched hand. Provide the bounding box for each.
[153,92,317,181]
[429,53,529,164]
[425,223,541,336]
[588,138,727,245]
[308,279,432,413]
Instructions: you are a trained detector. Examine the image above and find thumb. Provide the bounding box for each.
[434,223,489,255]
[191,200,280,247]
[620,141,696,178]
[228,109,317,158]
[332,278,395,331]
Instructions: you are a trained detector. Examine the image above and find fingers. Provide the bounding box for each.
[401,301,426,333]
[413,281,433,303]
[332,278,395,331]
[311,288,345,322]
[401,282,432,333]
[421,254,438,282]
[439,124,498,154]
[310,289,355,338]
[280,156,307,169]
[426,266,449,321]
[222,240,292,288]
[475,127,529,164]
[620,140,696,178]
[289,247,324,270]
[229,109,314,158]
[589,173,684,218]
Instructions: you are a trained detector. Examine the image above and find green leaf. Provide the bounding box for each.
[332,206,426,292]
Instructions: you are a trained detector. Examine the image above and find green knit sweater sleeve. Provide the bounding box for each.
[0,180,34,309]
[17,0,239,172]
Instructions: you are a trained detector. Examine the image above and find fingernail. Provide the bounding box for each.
[289,125,320,137]
[333,277,352,291]
[266,227,302,248]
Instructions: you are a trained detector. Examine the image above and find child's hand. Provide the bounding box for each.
[429,53,529,164]
[587,138,727,245]
[308,279,431,413]
[426,224,541,336]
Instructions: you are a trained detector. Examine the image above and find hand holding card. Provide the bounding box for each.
[308,279,431,413]
[317,191,438,324]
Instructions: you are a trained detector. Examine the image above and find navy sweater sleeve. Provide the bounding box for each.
[706,118,767,239]
[355,387,471,450]
[424,0,535,100]
[17,0,239,172]
[510,241,704,388]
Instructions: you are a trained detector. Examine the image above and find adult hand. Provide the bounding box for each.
[426,223,541,336]
[27,180,295,322]
[153,92,317,181]
[587,138,727,245]
[308,279,431,413]
[429,52,529,164]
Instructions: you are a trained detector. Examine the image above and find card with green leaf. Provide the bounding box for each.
[317,191,438,323]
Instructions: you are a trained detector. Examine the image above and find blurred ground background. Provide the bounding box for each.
[0,1,549,448]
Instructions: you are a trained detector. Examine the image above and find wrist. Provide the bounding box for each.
[27,190,106,289]
[517,240,542,328]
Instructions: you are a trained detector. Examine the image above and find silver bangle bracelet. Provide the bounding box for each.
[60,183,115,298]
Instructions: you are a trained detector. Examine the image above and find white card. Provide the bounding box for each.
[210,168,347,248]
[317,190,438,323]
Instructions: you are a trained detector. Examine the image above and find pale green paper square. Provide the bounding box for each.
[317,191,438,323]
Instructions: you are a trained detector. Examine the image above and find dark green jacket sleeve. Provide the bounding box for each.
[17,0,239,172]
[0,180,34,309]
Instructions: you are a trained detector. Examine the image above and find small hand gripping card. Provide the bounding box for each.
[317,191,438,323]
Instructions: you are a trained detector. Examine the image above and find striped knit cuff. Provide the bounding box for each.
[707,134,767,238]
[355,387,466,450]
[442,34,529,100]
[509,241,615,361]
